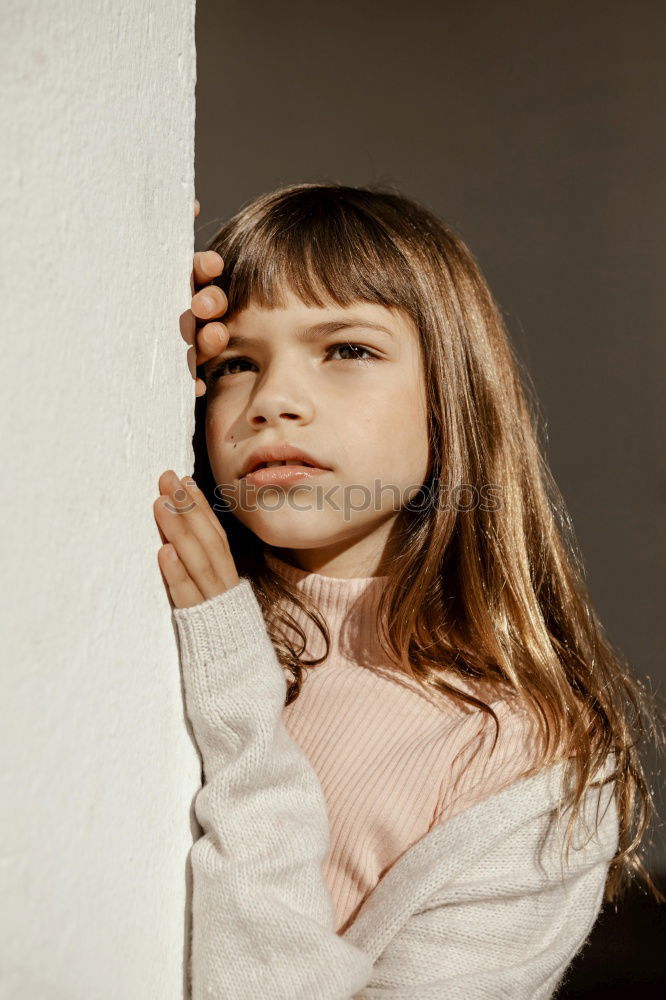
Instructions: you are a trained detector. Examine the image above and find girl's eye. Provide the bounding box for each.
[206,342,378,383]
[207,357,257,381]
[326,342,377,363]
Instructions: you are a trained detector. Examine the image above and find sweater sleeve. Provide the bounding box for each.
[171,577,374,1000]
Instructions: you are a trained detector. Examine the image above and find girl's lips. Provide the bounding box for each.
[242,464,331,487]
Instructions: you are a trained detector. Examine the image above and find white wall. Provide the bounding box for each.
[0,2,198,996]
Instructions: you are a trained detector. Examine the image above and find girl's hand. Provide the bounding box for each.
[192,197,229,398]
[154,469,240,609]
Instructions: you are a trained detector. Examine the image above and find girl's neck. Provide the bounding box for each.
[264,550,393,670]
[264,536,396,580]
[264,551,507,708]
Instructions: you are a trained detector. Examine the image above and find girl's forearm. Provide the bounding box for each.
[173,578,373,1000]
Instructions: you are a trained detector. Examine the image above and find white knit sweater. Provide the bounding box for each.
[172,577,619,1000]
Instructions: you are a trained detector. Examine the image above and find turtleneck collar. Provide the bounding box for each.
[264,550,393,669]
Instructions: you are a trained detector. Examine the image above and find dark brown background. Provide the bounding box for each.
[194,3,665,990]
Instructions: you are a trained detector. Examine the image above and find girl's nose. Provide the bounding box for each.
[246,367,315,427]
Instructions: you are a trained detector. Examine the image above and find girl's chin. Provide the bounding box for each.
[236,514,369,550]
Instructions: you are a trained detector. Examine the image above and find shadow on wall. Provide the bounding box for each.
[559,880,666,997]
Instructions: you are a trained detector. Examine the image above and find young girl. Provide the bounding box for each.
[153,184,663,999]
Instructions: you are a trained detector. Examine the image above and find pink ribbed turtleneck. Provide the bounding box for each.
[265,551,546,934]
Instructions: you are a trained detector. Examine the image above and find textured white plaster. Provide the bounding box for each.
[0,2,198,996]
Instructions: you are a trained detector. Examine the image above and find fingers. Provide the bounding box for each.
[196,320,229,367]
[193,250,224,286]
[191,284,228,321]
[190,207,227,399]
[154,472,240,608]
[157,472,227,550]
[158,544,206,609]
[185,475,232,541]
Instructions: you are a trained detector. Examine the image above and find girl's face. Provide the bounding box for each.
[203,286,430,576]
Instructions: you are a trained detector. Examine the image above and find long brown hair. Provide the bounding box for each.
[192,182,664,906]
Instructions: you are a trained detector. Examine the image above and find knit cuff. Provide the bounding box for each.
[172,577,274,664]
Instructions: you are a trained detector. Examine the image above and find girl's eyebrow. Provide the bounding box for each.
[223,317,395,353]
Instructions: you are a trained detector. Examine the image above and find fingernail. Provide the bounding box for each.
[198,293,214,312]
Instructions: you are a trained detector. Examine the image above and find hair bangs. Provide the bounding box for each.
[208,186,420,321]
